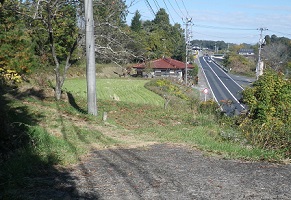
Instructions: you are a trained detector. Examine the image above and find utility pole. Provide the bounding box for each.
[256,27,267,80]
[184,17,192,85]
[214,42,217,53]
[85,0,97,116]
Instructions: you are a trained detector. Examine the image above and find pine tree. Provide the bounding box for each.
[131,10,141,32]
[0,0,38,75]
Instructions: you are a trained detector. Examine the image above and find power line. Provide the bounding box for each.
[151,0,161,11]
[174,0,186,18]
[166,0,183,19]
[144,0,156,17]
[268,29,291,37]
[194,24,256,31]
[181,0,189,17]
[162,0,176,24]
[192,30,258,40]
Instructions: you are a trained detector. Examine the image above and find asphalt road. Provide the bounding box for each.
[199,56,248,115]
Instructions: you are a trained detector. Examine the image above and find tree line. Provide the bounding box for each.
[0,0,186,91]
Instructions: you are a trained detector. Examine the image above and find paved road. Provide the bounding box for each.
[198,56,248,115]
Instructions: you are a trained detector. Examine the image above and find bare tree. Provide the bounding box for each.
[92,0,145,66]
[262,43,288,71]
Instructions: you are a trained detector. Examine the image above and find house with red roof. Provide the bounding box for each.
[132,57,194,78]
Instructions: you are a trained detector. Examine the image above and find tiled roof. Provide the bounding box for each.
[132,58,194,69]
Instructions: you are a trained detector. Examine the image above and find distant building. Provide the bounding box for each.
[192,46,201,51]
[132,57,194,78]
[238,49,255,56]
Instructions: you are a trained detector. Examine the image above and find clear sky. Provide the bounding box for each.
[125,0,291,44]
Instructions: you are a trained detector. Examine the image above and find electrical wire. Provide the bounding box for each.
[174,0,186,18]
[194,24,257,31]
[151,0,161,11]
[268,29,291,37]
[181,0,189,17]
[141,1,287,43]
[166,0,183,20]
[162,0,176,24]
[192,30,258,40]
[144,0,156,16]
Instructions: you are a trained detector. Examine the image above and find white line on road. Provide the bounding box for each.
[203,57,245,110]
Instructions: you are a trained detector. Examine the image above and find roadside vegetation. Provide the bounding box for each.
[240,70,291,157]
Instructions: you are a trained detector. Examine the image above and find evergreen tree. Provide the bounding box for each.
[130,10,141,32]
[0,0,38,75]
[153,8,170,30]
[138,9,184,60]
[94,0,127,26]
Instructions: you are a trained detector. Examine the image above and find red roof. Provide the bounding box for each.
[132,58,194,70]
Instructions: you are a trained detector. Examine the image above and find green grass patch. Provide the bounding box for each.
[63,78,164,107]
[133,118,281,161]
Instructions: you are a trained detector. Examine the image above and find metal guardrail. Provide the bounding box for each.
[211,58,229,73]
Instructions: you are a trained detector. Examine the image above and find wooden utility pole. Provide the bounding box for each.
[85,0,97,115]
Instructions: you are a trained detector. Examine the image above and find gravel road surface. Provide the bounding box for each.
[53,144,291,200]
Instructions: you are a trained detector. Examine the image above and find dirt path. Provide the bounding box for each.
[11,142,291,200]
[34,143,290,200]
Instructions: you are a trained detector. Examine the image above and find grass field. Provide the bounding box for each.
[63,78,164,107]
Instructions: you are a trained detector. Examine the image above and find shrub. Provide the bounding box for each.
[198,100,219,114]
[0,68,22,84]
[240,70,291,156]
[149,79,189,100]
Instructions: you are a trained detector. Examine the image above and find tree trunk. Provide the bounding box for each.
[85,0,97,116]
[47,2,62,100]
[46,2,77,101]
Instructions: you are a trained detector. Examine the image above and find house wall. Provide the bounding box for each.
[153,69,183,77]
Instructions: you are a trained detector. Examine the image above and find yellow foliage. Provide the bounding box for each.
[0,67,22,84]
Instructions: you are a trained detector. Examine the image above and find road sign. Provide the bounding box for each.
[203,88,209,94]
[203,88,208,102]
